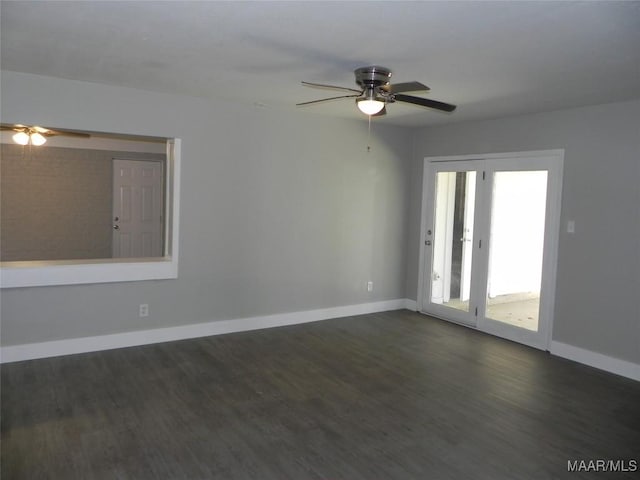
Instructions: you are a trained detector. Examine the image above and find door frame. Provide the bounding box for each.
[417,149,564,350]
[459,171,476,303]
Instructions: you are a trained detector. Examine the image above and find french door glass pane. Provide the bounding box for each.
[431,171,476,312]
[486,171,547,331]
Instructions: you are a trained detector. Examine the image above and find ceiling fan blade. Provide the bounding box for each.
[301,81,362,94]
[297,94,361,106]
[0,124,91,138]
[45,129,91,138]
[384,81,430,94]
[394,94,457,112]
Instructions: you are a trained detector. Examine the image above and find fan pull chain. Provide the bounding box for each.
[367,114,372,153]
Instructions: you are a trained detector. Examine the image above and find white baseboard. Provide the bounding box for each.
[6,302,636,383]
[0,299,409,363]
[404,298,418,311]
[550,341,640,382]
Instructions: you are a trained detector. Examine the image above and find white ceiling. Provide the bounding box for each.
[2,1,639,127]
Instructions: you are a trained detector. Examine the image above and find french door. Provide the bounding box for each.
[418,151,563,350]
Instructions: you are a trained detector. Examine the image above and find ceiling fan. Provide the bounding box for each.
[297,66,456,116]
[1,124,90,146]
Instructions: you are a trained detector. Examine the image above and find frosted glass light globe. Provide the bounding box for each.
[30,132,47,146]
[357,99,385,115]
[12,131,30,145]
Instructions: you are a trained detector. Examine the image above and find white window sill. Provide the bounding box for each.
[0,257,178,288]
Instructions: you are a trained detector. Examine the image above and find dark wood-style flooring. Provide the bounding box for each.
[2,310,639,479]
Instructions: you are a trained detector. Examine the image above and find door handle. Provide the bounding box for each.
[113,225,120,230]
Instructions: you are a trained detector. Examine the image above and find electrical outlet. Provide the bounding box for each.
[139,304,149,317]
[367,281,373,292]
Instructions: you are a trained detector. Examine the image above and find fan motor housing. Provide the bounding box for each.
[354,66,392,88]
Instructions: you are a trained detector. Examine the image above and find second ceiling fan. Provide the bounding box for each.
[297,66,456,116]
[1,124,90,146]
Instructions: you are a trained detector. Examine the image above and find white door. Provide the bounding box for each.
[423,162,480,327]
[112,159,164,258]
[419,151,563,350]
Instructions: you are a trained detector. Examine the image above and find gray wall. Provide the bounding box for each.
[0,71,413,345]
[0,144,164,261]
[2,71,638,369]
[406,100,640,364]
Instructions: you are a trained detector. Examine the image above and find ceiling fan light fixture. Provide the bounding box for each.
[12,131,30,145]
[30,132,47,146]
[3,123,90,145]
[356,98,385,115]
